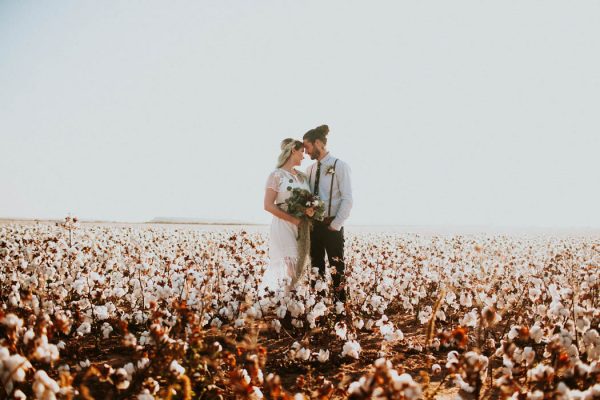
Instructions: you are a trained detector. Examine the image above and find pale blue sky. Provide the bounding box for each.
[1,1,599,227]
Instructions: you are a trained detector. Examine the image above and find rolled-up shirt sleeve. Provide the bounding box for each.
[330,161,353,231]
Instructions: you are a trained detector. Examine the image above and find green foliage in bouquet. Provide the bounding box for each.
[284,188,325,222]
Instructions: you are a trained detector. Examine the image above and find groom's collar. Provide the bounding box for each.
[318,153,333,164]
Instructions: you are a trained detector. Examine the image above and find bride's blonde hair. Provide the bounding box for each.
[276,138,303,168]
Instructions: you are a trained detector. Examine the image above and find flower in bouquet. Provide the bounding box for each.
[284,188,325,222]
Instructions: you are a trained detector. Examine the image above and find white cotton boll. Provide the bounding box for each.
[77,322,91,336]
[90,271,105,284]
[527,364,554,382]
[446,350,459,369]
[114,368,130,390]
[524,347,535,365]
[2,354,32,391]
[418,306,432,325]
[137,357,150,370]
[334,322,347,340]
[342,340,361,359]
[314,279,328,292]
[312,301,327,317]
[576,317,591,333]
[123,333,137,348]
[32,370,60,400]
[527,390,544,400]
[291,319,303,328]
[288,301,305,318]
[583,330,599,349]
[379,322,394,336]
[317,349,330,363]
[348,377,368,394]
[234,318,245,328]
[94,305,109,320]
[335,301,345,314]
[296,347,311,361]
[353,319,364,330]
[139,331,153,346]
[385,329,404,342]
[276,305,287,319]
[72,278,86,295]
[459,293,473,307]
[32,335,60,363]
[528,287,541,302]
[508,326,520,341]
[575,361,591,376]
[271,319,281,333]
[375,315,388,325]
[461,309,479,328]
[530,324,544,343]
[13,390,26,400]
[249,386,264,399]
[124,362,136,379]
[23,329,35,344]
[454,374,475,393]
[306,312,317,329]
[566,343,579,360]
[9,294,20,307]
[169,360,185,376]
[240,369,251,385]
[137,389,155,400]
[246,306,258,319]
[1,313,24,330]
[102,323,113,339]
[431,364,441,375]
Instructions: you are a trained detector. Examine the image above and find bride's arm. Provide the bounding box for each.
[264,188,301,226]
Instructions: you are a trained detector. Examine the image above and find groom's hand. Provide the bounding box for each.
[327,225,339,231]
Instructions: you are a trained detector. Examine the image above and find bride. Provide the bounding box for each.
[261,138,311,294]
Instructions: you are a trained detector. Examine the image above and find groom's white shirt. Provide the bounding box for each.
[307,153,353,231]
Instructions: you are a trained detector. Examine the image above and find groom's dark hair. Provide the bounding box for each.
[303,125,329,144]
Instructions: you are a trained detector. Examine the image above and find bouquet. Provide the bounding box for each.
[283,188,325,284]
[284,188,326,222]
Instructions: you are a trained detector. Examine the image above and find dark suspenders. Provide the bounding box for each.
[327,159,338,217]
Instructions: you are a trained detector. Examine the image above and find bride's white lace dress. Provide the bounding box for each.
[260,168,310,294]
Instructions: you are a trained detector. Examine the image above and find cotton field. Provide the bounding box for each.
[0,219,598,399]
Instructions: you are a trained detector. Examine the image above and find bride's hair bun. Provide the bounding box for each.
[303,124,330,144]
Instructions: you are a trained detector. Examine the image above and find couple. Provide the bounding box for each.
[262,124,353,302]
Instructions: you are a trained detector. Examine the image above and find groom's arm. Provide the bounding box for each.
[329,161,353,231]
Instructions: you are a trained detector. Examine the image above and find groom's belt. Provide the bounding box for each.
[317,216,335,226]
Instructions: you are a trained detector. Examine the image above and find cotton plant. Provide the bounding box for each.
[1,221,599,397]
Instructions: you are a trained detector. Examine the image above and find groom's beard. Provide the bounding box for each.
[310,149,321,160]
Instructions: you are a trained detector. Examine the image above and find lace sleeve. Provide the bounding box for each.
[265,170,281,192]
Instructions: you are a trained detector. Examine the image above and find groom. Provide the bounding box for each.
[303,125,353,303]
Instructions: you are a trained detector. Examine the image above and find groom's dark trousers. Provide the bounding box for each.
[310,220,346,302]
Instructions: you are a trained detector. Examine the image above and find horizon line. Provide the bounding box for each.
[1,216,599,231]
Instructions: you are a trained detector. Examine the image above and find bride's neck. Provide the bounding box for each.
[280,162,297,173]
